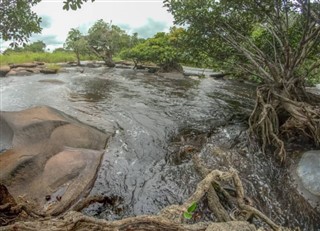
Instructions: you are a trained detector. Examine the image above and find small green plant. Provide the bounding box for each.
[45,63,61,72]
[183,202,197,219]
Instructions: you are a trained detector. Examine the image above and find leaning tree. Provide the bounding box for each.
[165,0,320,161]
[87,20,131,67]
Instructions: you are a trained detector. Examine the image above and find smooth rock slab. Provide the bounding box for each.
[297,150,320,196]
[0,106,113,215]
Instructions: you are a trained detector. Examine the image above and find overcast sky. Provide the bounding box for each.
[2,0,174,51]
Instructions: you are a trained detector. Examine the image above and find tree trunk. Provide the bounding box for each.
[103,52,115,68]
[76,52,81,66]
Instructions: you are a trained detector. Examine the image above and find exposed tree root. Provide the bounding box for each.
[192,154,231,222]
[249,85,320,162]
[1,158,288,231]
[0,211,257,231]
[192,153,281,230]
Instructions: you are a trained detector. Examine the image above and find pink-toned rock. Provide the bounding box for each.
[9,63,38,68]
[6,68,33,76]
[40,68,58,74]
[0,65,10,77]
[0,106,113,215]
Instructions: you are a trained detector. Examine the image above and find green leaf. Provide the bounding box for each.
[183,212,192,219]
[187,202,197,213]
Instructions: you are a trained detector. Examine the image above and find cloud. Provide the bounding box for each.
[133,18,168,38]
[30,34,63,46]
[40,15,52,28]
[118,23,131,31]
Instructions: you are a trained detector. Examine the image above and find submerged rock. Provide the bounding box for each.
[40,68,59,74]
[0,106,113,215]
[297,150,320,196]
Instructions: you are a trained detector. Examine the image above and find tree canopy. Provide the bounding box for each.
[0,0,95,46]
[3,40,46,54]
[120,30,183,72]
[86,19,132,66]
[0,0,42,46]
[165,0,320,160]
[64,28,89,65]
[24,40,46,52]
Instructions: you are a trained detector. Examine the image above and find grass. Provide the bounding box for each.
[0,51,96,66]
[45,63,61,72]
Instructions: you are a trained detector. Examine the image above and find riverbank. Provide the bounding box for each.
[0,51,94,66]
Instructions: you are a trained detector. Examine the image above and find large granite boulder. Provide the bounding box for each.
[0,65,11,77]
[0,106,113,215]
[295,150,320,212]
[297,150,320,196]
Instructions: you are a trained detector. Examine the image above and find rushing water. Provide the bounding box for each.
[0,66,319,230]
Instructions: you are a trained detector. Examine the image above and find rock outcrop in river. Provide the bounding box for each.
[0,106,113,215]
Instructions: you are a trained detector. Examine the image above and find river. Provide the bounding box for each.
[0,66,319,230]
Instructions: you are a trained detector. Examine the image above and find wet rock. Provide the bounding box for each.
[0,65,11,77]
[297,150,320,196]
[115,61,133,66]
[38,79,65,84]
[6,68,33,76]
[4,63,61,76]
[40,68,58,74]
[9,63,38,68]
[157,72,185,78]
[115,64,132,69]
[0,106,113,215]
[86,63,101,68]
[209,73,230,79]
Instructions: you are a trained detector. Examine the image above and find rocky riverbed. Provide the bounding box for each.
[0,63,319,230]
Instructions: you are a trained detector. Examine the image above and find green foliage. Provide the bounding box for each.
[64,28,89,64]
[86,19,132,65]
[0,51,94,65]
[120,30,182,70]
[24,40,46,52]
[45,63,61,72]
[0,0,42,46]
[183,202,197,220]
[165,0,320,84]
[3,40,46,54]
[0,0,95,46]
[53,48,70,53]
[303,58,320,86]
[62,0,95,11]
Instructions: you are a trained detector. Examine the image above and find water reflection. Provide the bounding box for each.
[68,77,115,102]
